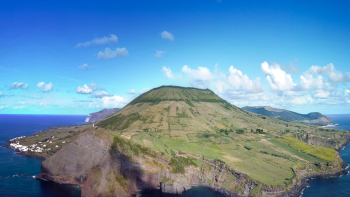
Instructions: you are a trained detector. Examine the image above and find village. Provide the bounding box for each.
[9,135,65,153]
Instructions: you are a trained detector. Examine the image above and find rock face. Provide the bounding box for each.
[242,106,332,126]
[40,135,109,178]
[85,108,120,123]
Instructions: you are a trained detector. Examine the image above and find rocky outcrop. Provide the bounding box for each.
[278,162,348,197]
[40,134,109,178]
[85,108,120,123]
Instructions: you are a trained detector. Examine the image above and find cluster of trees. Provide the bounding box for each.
[219,129,246,135]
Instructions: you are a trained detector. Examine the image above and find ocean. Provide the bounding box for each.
[301,114,350,197]
[0,114,349,197]
[0,114,85,197]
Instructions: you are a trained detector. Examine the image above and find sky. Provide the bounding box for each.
[1,0,350,115]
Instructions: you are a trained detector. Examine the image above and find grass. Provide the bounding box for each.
[20,86,350,189]
[269,139,326,163]
[277,137,337,161]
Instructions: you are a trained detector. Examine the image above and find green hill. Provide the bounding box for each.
[21,86,349,197]
[129,85,224,104]
[242,106,332,126]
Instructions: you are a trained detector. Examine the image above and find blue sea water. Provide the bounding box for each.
[0,114,85,197]
[1,114,350,197]
[301,114,350,197]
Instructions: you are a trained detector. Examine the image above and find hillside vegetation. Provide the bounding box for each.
[242,106,332,126]
[18,86,349,196]
[97,86,348,186]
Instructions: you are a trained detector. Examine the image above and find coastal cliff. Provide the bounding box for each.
[36,130,349,197]
[13,86,350,197]
[85,108,120,123]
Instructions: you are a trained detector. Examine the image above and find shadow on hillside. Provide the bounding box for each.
[109,142,160,195]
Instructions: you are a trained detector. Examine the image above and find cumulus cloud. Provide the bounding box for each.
[314,90,330,98]
[128,89,136,94]
[90,91,113,98]
[76,34,118,48]
[182,65,214,80]
[79,63,89,70]
[261,61,295,91]
[216,66,265,101]
[161,31,174,41]
[308,63,349,83]
[101,95,124,107]
[76,83,98,94]
[292,96,313,105]
[37,82,53,91]
[155,50,166,57]
[182,65,215,88]
[162,67,174,79]
[10,82,29,89]
[76,85,93,94]
[97,47,128,59]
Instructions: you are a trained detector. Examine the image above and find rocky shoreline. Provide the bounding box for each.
[278,161,349,197]
[4,137,350,197]
[335,139,350,151]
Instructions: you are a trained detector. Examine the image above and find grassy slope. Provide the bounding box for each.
[96,86,349,186]
[242,106,330,123]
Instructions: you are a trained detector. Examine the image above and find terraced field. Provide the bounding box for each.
[97,86,350,186]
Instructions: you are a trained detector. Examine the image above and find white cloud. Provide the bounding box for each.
[37,82,53,92]
[299,72,329,90]
[162,67,174,79]
[76,84,93,94]
[97,47,128,59]
[75,34,118,48]
[76,83,98,94]
[216,66,265,101]
[0,105,4,109]
[308,63,348,83]
[345,89,350,96]
[161,31,174,41]
[314,90,330,98]
[19,101,25,105]
[155,51,166,57]
[182,65,215,88]
[261,61,295,91]
[91,91,113,98]
[89,83,98,90]
[39,102,44,106]
[79,63,89,70]
[292,96,313,104]
[182,65,214,80]
[227,66,264,92]
[10,82,29,89]
[128,89,137,94]
[101,95,124,107]
[37,82,45,88]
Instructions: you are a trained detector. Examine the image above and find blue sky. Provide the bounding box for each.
[1,0,350,115]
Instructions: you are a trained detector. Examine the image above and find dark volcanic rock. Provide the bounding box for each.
[85,108,120,123]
